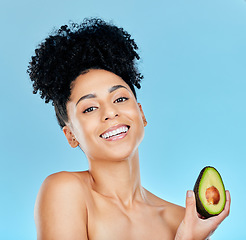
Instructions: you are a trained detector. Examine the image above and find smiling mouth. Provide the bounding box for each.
[100,125,130,140]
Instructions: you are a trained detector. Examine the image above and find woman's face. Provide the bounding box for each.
[64,69,146,162]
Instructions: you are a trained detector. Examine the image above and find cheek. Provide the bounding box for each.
[132,106,144,124]
[72,118,94,145]
[123,105,145,129]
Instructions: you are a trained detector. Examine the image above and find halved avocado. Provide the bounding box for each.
[193,166,226,218]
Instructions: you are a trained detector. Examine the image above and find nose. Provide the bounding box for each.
[102,104,119,121]
[105,113,119,121]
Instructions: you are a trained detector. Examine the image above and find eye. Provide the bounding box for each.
[83,106,97,113]
[114,97,128,103]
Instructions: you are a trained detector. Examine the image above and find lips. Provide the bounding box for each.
[100,124,130,140]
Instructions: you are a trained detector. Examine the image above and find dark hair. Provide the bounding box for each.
[27,18,143,128]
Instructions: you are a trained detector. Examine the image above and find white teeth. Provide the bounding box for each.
[101,126,129,139]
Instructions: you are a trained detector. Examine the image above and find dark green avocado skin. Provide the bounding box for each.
[193,166,221,219]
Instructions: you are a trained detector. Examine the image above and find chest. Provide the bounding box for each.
[86,197,175,240]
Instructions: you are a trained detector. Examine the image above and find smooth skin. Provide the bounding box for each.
[34,69,230,240]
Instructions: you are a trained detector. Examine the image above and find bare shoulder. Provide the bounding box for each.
[35,171,90,240]
[144,189,185,234]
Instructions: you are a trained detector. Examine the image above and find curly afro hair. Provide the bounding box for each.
[27,18,143,128]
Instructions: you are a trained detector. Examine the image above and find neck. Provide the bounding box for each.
[88,150,144,207]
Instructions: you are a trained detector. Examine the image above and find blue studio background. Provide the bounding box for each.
[0,0,245,239]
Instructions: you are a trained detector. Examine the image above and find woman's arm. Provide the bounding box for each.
[34,172,88,240]
[175,190,231,240]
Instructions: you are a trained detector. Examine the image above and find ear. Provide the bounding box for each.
[138,103,147,127]
[63,126,79,148]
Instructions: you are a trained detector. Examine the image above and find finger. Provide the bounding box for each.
[223,190,231,216]
[184,190,197,221]
[219,190,231,218]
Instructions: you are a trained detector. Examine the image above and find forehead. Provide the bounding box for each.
[70,69,131,99]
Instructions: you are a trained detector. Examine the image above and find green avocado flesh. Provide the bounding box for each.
[193,166,226,218]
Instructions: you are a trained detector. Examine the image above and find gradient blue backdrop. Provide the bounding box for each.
[0,0,245,239]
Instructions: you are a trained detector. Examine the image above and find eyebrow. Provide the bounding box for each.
[75,85,128,106]
[76,93,96,106]
[109,85,128,93]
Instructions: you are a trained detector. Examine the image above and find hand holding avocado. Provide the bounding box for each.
[175,167,231,240]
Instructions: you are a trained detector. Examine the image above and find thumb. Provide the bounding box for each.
[184,190,197,221]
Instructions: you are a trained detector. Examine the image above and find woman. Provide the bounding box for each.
[28,18,230,240]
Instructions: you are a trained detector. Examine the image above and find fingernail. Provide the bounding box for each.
[187,190,193,197]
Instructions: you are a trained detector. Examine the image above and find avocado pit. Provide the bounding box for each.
[205,186,220,205]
